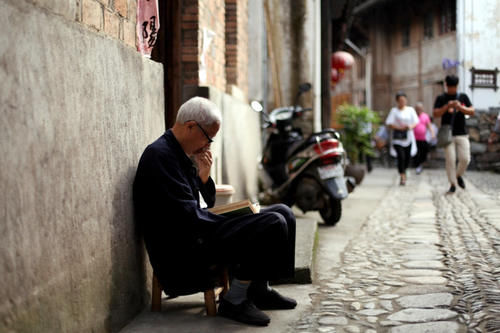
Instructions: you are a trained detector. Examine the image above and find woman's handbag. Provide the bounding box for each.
[393,129,407,140]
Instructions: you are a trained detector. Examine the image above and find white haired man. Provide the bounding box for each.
[133,97,297,326]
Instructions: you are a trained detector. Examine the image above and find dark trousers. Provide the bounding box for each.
[208,204,296,281]
[413,140,429,167]
[393,144,412,174]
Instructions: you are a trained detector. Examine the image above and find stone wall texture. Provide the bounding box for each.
[0,0,164,332]
[468,108,500,171]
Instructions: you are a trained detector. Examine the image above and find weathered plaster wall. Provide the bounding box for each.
[421,35,457,75]
[458,0,500,109]
[393,48,419,79]
[0,1,164,332]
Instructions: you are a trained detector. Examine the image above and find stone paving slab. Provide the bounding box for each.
[389,321,461,333]
[396,293,454,308]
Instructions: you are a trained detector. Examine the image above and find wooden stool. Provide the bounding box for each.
[151,268,229,316]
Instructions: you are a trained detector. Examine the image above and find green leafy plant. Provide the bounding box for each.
[336,103,380,164]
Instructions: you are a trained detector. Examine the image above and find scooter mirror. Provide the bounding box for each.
[250,100,263,112]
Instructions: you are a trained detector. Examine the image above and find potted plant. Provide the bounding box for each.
[336,103,380,183]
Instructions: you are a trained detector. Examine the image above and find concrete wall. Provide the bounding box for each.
[457,0,500,109]
[219,94,262,202]
[247,0,267,103]
[0,1,164,332]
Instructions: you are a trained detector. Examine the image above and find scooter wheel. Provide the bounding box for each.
[319,196,342,226]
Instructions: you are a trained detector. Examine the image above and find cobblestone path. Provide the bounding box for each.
[464,171,500,204]
[290,170,500,333]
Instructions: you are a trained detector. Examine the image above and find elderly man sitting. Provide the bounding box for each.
[133,97,297,326]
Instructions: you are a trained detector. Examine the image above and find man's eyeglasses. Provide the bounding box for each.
[192,121,214,143]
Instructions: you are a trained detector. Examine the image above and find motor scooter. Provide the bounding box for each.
[252,83,349,225]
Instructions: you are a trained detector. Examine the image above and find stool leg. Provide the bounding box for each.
[152,274,162,312]
[221,267,229,296]
[204,289,217,316]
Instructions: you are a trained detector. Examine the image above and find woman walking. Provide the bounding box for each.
[385,92,419,185]
[413,102,435,174]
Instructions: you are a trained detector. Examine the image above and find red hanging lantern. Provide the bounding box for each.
[331,68,342,84]
[331,51,354,71]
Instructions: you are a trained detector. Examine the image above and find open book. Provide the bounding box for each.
[208,199,260,217]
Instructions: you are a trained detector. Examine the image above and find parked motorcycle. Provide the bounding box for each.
[252,83,349,225]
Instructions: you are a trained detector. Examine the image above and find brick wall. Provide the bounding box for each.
[75,0,249,96]
[80,0,137,48]
[24,0,137,48]
[236,0,248,97]
[225,0,248,98]
[199,0,226,91]
[180,0,226,92]
[181,0,200,86]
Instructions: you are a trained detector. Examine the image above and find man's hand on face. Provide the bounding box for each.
[194,149,212,184]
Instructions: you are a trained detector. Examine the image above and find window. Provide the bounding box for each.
[470,68,499,91]
[439,0,456,34]
[401,23,410,47]
[423,13,433,40]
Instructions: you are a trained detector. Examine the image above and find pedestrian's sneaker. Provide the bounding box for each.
[457,176,466,189]
[218,298,270,326]
[416,165,423,174]
[447,184,456,194]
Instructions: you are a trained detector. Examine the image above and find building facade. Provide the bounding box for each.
[331,0,500,169]
[344,0,500,116]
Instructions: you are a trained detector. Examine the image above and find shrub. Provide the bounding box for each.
[336,103,380,163]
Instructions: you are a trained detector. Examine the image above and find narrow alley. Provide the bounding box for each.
[119,168,500,333]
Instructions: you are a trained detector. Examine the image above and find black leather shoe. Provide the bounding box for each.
[447,185,456,194]
[457,176,465,189]
[249,288,297,310]
[218,298,270,326]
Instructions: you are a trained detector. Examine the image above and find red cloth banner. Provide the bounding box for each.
[136,0,160,57]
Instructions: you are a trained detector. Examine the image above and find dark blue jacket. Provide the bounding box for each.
[133,130,225,295]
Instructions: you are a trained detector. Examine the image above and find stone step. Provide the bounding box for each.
[274,217,317,285]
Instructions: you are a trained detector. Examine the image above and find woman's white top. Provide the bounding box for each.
[385,106,419,156]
